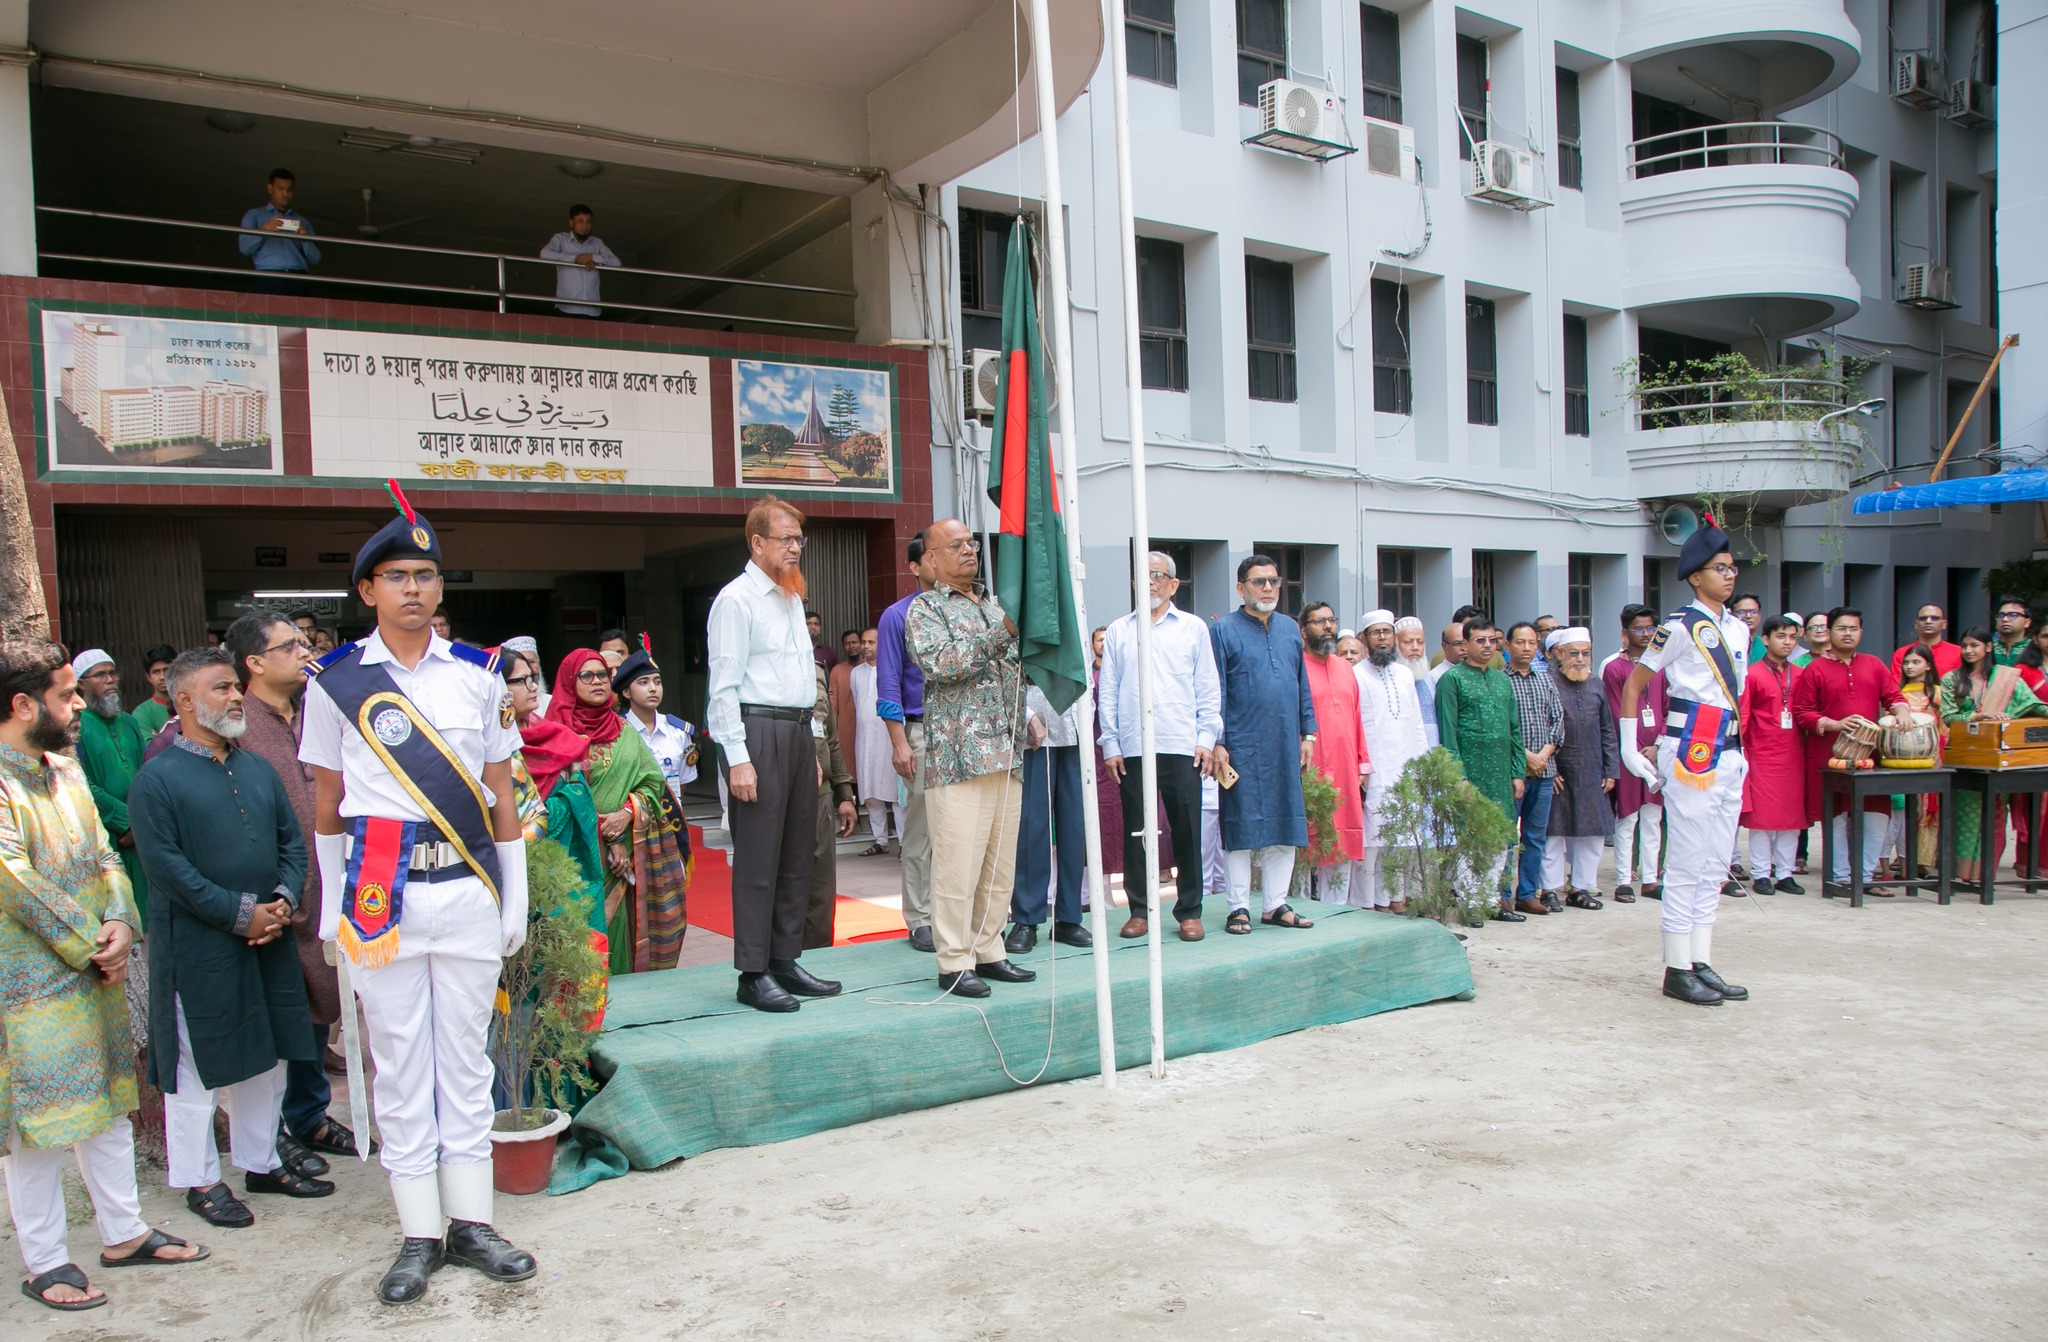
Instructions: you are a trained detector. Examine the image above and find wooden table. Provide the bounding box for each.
[1818,766,1954,907]
[1949,766,2048,904]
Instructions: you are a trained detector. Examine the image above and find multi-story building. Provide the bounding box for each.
[946,0,2021,648]
[98,383,202,447]
[199,380,266,446]
[65,320,120,431]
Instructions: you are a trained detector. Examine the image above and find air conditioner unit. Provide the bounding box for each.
[1467,140,1551,210]
[967,348,1003,417]
[1244,78,1357,161]
[1896,263,1959,310]
[1360,116,1418,183]
[1949,78,1994,127]
[1893,53,1944,110]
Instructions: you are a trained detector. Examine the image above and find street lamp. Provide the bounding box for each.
[1818,397,1885,427]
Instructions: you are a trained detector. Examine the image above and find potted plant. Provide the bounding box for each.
[489,838,607,1195]
[1376,748,1517,929]
[1290,765,1343,901]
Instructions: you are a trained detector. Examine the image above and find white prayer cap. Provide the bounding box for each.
[1782,611,1802,625]
[1337,628,1356,641]
[1546,627,1592,651]
[1361,609,1396,631]
[69,648,114,678]
[501,635,539,659]
[1393,615,1425,632]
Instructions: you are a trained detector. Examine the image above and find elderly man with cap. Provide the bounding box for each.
[1541,627,1617,909]
[1350,610,1427,911]
[1619,517,1750,1006]
[71,649,151,936]
[299,484,535,1304]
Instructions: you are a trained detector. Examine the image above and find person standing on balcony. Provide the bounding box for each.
[238,169,321,296]
[540,205,621,318]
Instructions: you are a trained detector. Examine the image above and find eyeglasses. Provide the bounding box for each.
[1244,576,1281,589]
[1147,571,1174,583]
[1999,610,2028,620]
[764,533,808,550]
[373,567,442,587]
[575,670,613,685]
[944,537,982,554]
[504,674,539,689]
[1703,563,1740,577]
[1916,614,1943,622]
[263,636,312,657]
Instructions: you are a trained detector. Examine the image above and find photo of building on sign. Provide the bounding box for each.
[42,312,282,473]
[733,359,892,491]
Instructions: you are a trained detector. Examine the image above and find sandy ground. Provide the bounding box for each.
[8,867,2047,1340]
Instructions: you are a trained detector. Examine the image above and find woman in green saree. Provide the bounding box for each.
[1940,628,2048,883]
[502,650,607,941]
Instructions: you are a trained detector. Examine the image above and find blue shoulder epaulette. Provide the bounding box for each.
[308,641,361,677]
[448,641,501,674]
[663,713,695,736]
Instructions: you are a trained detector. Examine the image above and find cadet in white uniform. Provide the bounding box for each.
[1619,521,1752,1007]
[300,493,535,1305]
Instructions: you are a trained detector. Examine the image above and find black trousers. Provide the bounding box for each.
[1121,752,1204,922]
[724,715,816,972]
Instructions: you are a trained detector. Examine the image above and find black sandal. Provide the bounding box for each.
[22,1263,105,1311]
[1261,904,1314,929]
[300,1117,374,1157]
[858,843,887,857]
[1566,889,1604,910]
[1224,909,1252,935]
[100,1227,207,1268]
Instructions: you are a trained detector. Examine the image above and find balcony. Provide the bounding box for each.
[1621,124,1860,340]
[1617,0,1861,113]
[1626,374,1859,509]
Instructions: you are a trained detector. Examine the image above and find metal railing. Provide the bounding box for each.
[33,205,859,334]
[1633,374,1847,430]
[1627,122,1845,179]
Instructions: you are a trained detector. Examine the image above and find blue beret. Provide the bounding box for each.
[352,510,441,586]
[1676,521,1730,582]
[612,648,658,694]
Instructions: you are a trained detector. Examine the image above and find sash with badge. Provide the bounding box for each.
[1651,608,1742,791]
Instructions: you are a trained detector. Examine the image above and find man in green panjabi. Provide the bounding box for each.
[1434,617,1526,921]
[70,650,148,933]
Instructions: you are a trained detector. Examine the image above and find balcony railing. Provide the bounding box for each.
[1627,122,1845,179]
[1632,374,1846,431]
[33,206,858,335]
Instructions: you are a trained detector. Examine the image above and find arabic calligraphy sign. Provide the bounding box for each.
[306,330,713,488]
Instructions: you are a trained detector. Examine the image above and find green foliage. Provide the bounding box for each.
[741,423,795,458]
[1290,765,1344,898]
[1376,748,1517,927]
[1617,349,1851,429]
[1987,560,2048,617]
[836,430,886,477]
[825,384,863,441]
[490,839,607,1127]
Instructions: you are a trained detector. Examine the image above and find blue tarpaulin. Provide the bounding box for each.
[1851,468,2048,514]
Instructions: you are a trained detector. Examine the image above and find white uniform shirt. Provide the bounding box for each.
[1097,605,1222,758]
[299,629,519,818]
[704,560,814,767]
[629,710,697,797]
[1638,600,1749,714]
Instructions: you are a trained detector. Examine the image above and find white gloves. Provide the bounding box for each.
[315,832,347,942]
[495,840,529,957]
[1621,737,1661,791]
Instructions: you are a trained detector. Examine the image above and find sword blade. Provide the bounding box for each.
[336,950,374,1162]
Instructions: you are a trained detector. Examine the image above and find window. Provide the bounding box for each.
[1562,314,1590,437]
[1556,67,1583,191]
[1360,5,1403,123]
[1471,550,1497,618]
[959,206,1030,354]
[1643,555,1661,613]
[1128,0,1178,87]
[1568,554,1594,629]
[1237,0,1287,106]
[1370,278,1412,414]
[1254,543,1307,616]
[1149,539,1198,612]
[1245,256,1297,402]
[1466,296,1498,426]
[1139,238,1190,391]
[1456,35,1488,160]
[1379,547,1418,619]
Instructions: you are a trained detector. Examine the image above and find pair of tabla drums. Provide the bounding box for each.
[1830,713,1941,769]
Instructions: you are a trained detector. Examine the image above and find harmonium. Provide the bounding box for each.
[1947,718,2048,770]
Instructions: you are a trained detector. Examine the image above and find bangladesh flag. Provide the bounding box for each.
[986,217,1087,714]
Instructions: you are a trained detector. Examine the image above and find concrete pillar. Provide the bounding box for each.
[0,22,34,276]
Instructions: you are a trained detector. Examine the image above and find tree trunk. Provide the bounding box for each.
[0,383,50,641]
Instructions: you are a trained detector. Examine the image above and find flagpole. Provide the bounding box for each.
[1101,0,1167,1079]
[1026,0,1118,1090]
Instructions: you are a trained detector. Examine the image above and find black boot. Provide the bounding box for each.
[378,1237,445,1306]
[1662,966,1724,1006]
[444,1220,537,1282]
[1692,962,1748,1000]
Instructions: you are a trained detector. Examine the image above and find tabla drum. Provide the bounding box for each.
[1829,715,1883,768]
[1880,712,1940,769]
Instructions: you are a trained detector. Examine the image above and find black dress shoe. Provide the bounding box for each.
[1774,878,1804,895]
[1753,878,1774,896]
[1490,906,1527,923]
[246,1166,336,1198]
[1642,882,1664,901]
[186,1181,254,1228]
[1662,966,1724,1006]
[976,958,1037,983]
[379,1237,445,1305]
[937,970,990,998]
[445,1221,537,1283]
[1692,962,1748,1000]
[1052,920,1093,948]
[276,1126,330,1179]
[768,959,842,997]
[1004,922,1038,955]
[907,926,935,952]
[737,971,800,1013]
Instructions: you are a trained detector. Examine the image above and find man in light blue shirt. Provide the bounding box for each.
[539,205,621,317]
[238,169,321,294]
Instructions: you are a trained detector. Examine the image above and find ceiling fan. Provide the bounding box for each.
[356,187,431,240]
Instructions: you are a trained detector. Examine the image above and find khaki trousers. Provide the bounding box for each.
[925,770,1021,973]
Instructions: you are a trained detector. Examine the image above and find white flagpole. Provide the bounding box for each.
[1101,0,1167,1078]
[1026,0,1117,1089]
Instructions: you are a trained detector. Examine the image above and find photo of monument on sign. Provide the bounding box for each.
[733,359,891,492]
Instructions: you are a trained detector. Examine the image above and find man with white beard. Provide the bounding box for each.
[1541,628,1618,909]
[1351,612,1428,911]
[1394,617,1438,747]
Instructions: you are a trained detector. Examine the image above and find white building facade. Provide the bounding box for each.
[945,0,2022,647]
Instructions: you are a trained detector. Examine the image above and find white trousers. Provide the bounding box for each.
[1352,846,1393,908]
[1226,846,1297,914]
[865,799,903,847]
[1201,796,1226,893]
[1657,748,1747,953]
[1614,803,1664,884]
[1543,835,1604,892]
[5,1120,148,1276]
[1311,861,1352,905]
[165,997,284,1189]
[1749,829,1799,882]
[351,874,501,1231]
[1829,813,1889,882]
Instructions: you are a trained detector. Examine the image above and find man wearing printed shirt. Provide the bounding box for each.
[239,169,321,294]
[539,205,622,318]
[874,535,936,950]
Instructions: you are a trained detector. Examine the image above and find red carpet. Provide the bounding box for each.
[684,824,907,946]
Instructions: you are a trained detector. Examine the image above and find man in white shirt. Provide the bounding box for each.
[1427,620,1466,689]
[705,496,841,1014]
[539,204,621,318]
[615,644,696,801]
[1098,552,1222,942]
[1352,611,1428,911]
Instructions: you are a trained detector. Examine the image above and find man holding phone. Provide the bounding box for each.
[238,169,321,295]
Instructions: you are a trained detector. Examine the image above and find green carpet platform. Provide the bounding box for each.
[550,901,1474,1193]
